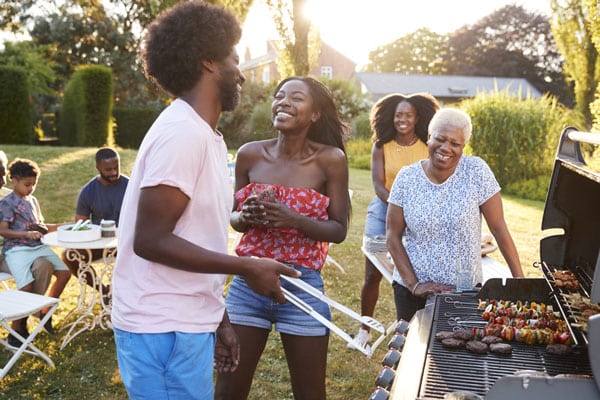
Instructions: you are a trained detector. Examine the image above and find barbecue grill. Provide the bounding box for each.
[372,128,600,400]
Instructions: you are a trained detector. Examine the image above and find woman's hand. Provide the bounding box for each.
[412,281,452,298]
[239,195,269,226]
[257,200,297,229]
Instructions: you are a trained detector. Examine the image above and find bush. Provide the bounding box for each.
[346,137,372,170]
[113,106,160,149]
[0,66,33,144]
[460,89,583,188]
[219,81,273,148]
[58,65,114,147]
[249,101,275,141]
[505,176,549,202]
[351,111,372,140]
[321,77,372,122]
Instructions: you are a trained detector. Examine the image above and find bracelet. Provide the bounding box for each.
[411,281,422,296]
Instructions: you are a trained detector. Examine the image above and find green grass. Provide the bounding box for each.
[0,145,544,399]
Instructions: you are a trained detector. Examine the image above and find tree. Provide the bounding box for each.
[446,5,569,104]
[550,0,598,126]
[0,41,56,97]
[0,41,58,119]
[364,28,448,74]
[29,5,146,106]
[2,0,254,108]
[265,0,317,76]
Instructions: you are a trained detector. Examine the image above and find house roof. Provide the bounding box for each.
[356,73,542,100]
[240,51,277,71]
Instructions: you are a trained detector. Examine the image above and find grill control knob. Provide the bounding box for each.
[382,348,401,368]
[375,366,395,389]
[388,333,405,350]
[368,387,389,400]
[395,319,410,335]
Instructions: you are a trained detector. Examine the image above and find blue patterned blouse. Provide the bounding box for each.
[388,156,500,287]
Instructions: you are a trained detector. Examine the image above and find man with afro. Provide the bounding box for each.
[110,2,299,399]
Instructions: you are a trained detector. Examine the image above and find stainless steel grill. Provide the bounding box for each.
[372,128,600,400]
[422,291,592,399]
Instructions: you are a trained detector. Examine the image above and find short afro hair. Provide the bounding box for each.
[8,158,40,180]
[96,147,119,163]
[141,1,242,97]
[428,108,473,143]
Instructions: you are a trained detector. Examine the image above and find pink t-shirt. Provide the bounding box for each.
[234,183,330,271]
[111,99,233,333]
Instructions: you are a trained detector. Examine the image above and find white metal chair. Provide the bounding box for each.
[0,290,60,379]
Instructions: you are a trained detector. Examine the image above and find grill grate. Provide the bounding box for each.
[539,261,595,345]
[419,293,593,399]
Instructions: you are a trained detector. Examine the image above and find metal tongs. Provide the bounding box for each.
[71,219,90,231]
[280,275,387,357]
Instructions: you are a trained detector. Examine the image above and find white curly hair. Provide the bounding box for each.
[428,108,472,143]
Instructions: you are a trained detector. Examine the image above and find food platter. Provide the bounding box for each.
[57,223,101,242]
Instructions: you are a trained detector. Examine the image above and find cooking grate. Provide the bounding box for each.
[419,293,593,399]
[538,261,595,345]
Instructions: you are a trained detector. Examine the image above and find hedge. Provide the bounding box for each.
[461,89,583,191]
[58,65,114,147]
[113,106,160,149]
[0,66,33,144]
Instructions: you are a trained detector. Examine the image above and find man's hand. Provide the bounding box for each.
[245,257,300,303]
[214,318,240,373]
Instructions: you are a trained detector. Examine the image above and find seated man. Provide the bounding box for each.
[61,148,128,298]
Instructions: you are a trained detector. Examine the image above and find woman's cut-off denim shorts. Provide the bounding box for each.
[364,196,388,237]
[226,264,331,336]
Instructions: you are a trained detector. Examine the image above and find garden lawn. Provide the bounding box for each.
[0,145,544,399]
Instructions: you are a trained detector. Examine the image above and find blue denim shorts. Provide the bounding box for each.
[364,196,388,237]
[226,265,331,336]
[113,328,215,400]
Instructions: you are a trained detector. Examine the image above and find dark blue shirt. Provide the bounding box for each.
[76,175,129,226]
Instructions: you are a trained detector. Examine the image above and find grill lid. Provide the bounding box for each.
[540,128,600,303]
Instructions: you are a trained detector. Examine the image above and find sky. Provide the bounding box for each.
[238,0,552,68]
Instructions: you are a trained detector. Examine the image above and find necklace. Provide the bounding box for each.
[395,136,418,150]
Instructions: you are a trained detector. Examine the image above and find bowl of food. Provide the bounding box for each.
[57,222,101,242]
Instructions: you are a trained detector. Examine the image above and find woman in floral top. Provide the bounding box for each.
[386,108,524,322]
[0,158,70,345]
[215,77,350,400]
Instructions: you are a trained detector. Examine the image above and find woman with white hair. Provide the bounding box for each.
[386,108,524,321]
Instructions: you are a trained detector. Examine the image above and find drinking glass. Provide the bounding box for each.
[455,258,472,292]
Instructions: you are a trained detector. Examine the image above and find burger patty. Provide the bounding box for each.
[435,331,455,341]
[546,343,572,355]
[466,340,489,354]
[489,342,512,354]
[441,338,466,349]
[481,335,503,345]
[452,329,474,341]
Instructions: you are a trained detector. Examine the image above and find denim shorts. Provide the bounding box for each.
[364,197,388,237]
[113,328,215,400]
[226,265,331,336]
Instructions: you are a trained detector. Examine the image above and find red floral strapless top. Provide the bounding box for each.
[234,183,330,271]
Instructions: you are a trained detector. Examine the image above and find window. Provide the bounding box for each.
[262,68,270,84]
[321,66,333,79]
